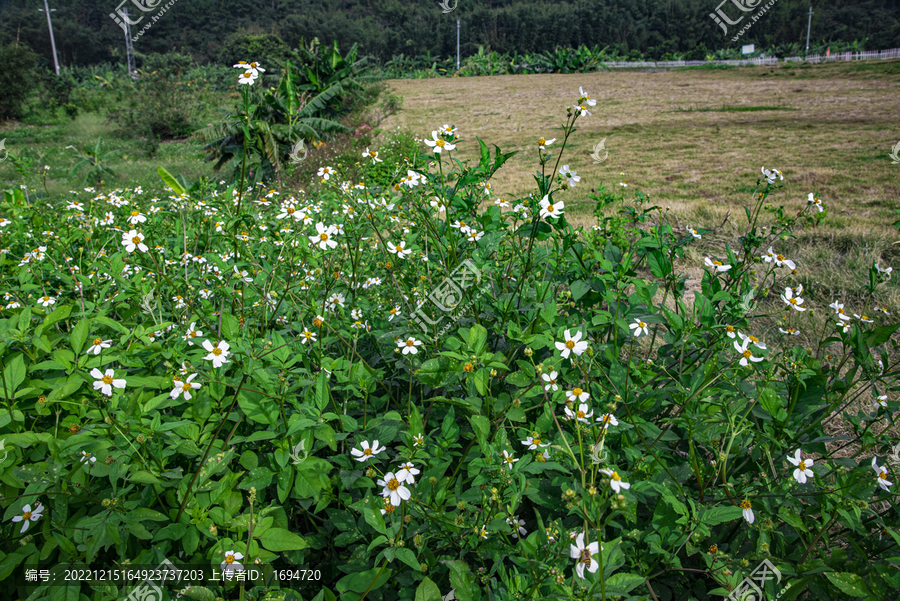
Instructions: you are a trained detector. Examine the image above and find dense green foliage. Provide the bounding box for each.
[1,66,899,601]
[2,0,898,70]
[0,43,38,120]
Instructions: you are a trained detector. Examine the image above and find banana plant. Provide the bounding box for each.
[66,137,121,188]
[195,62,350,182]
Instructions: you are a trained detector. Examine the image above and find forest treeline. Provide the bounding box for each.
[1,0,899,69]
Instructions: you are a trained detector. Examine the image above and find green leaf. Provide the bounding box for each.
[758,387,782,418]
[604,573,645,595]
[700,505,743,526]
[1,354,26,399]
[239,450,259,471]
[94,314,129,335]
[46,375,81,403]
[866,322,900,348]
[336,566,393,594]
[362,498,388,535]
[468,323,487,355]
[158,166,186,196]
[394,547,421,571]
[237,467,275,490]
[130,470,163,484]
[414,577,443,601]
[315,370,329,411]
[824,572,870,597]
[42,304,72,330]
[259,527,309,552]
[540,300,557,327]
[469,415,490,447]
[443,559,479,601]
[570,279,592,302]
[417,356,455,387]
[182,586,217,601]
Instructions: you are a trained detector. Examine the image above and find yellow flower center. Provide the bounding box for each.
[610,471,621,481]
[303,332,313,339]
[742,350,752,359]
[190,331,197,337]
[741,500,751,510]
[212,348,222,356]
[749,335,759,343]
[879,471,887,480]
[314,318,323,327]
[777,254,785,261]
[387,478,400,491]
[132,236,141,244]
[576,410,585,419]
[799,461,807,470]
[565,340,575,349]
[861,316,869,320]
[436,139,445,147]
[102,375,113,384]
[363,448,372,456]
[22,511,32,520]
[93,338,103,345]
[182,383,192,391]
[602,415,611,423]
[319,233,328,241]
[713,260,722,266]
[789,298,798,305]
[638,321,646,328]
[131,210,139,216]
[547,204,555,212]
[538,138,546,145]
[225,555,234,564]
[243,71,253,78]
[42,296,50,301]
[533,438,541,445]
[369,151,376,157]
[406,339,415,346]
[573,388,583,397]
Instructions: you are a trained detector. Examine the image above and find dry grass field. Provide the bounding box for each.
[380,60,900,445]
[381,60,900,306]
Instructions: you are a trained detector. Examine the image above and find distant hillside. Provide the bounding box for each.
[2,0,898,69]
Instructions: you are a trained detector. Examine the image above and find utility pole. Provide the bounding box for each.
[456,19,460,72]
[38,0,60,75]
[124,8,136,77]
[805,6,813,53]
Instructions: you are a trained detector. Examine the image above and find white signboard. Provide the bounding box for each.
[742,44,755,55]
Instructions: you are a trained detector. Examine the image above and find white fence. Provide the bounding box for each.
[782,48,900,63]
[601,48,900,69]
[603,57,780,68]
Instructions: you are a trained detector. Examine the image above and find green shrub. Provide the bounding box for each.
[109,53,207,140]
[0,44,38,120]
[0,84,898,601]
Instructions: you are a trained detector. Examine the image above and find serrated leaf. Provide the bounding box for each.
[259,527,309,551]
[824,572,869,597]
[700,505,743,526]
[415,577,443,601]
